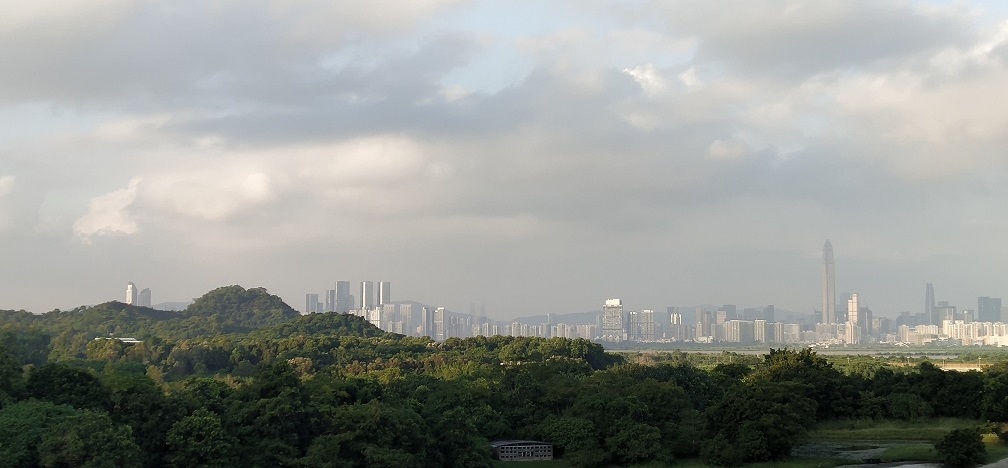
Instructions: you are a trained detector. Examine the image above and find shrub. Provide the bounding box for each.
[935,428,986,467]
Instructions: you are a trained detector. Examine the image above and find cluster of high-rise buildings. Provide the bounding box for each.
[124,282,152,307]
[815,240,1008,346]
[118,237,1008,347]
[599,298,802,344]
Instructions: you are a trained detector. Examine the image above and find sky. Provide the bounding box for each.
[3,0,1008,319]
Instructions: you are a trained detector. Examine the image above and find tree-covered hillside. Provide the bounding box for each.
[1,286,1006,467]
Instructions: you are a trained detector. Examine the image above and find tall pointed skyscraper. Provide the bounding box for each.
[822,240,836,324]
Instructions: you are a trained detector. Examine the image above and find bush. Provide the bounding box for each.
[935,428,986,467]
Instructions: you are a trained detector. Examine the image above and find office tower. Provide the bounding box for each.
[138,288,152,307]
[601,299,625,342]
[360,281,375,310]
[720,305,737,321]
[125,282,137,305]
[325,289,336,312]
[764,304,775,323]
[378,281,390,306]
[822,240,836,324]
[335,281,352,312]
[925,283,936,325]
[979,297,1002,323]
[935,302,956,323]
[305,293,319,314]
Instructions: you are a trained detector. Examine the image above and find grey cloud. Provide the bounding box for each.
[628,1,974,78]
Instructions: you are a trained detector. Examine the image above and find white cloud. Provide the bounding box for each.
[142,169,278,221]
[707,139,748,160]
[0,175,13,197]
[72,178,141,242]
[623,63,668,96]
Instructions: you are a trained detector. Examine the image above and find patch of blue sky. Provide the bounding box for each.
[0,103,105,143]
[427,0,696,94]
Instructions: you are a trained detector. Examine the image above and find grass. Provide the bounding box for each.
[808,417,986,442]
[669,457,851,467]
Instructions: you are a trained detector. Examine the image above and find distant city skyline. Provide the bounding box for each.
[4,2,1008,318]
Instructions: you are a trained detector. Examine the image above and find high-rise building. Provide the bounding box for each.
[378,281,390,305]
[979,297,1002,323]
[420,306,434,338]
[138,288,152,307]
[360,281,375,310]
[764,304,775,323]
[325,289,336,312]
[601,299,625,342]
[627,309,655,341]
[668,307,686,341]
[125,282,137,305]
[335,281,352,312]
[434,307,446,341]
[925,283,936,325]
[822,240,836,324]
[846,292,862,342]
[305,293,320,314]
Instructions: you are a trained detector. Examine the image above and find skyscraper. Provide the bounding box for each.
[378,281,390,306]
[846,293,861,344]
[979,296,1002,323]
[822,240,836,324]
[360,281,375,310]
[305,293,319,314]
[125,282,137,305]
[925,283,936,325]
[601,299,625,342]
[138,288,152,307]
[335,281,352,312]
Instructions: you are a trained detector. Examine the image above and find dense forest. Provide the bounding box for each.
[1,285,1006,467]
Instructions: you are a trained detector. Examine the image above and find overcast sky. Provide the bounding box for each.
[3,1,1008,318]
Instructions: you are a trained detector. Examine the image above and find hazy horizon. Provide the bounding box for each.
[3,2,1008,318]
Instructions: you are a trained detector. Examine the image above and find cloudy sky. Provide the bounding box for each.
[3,1,1008,318]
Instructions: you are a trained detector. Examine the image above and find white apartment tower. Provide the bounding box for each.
[601,299,625,342]
[125,282,137,305]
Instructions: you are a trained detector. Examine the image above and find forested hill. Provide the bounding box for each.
[182,285,299,330]
[0,285,387,364]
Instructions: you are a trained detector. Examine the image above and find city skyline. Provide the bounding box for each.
[4,2,1008,317]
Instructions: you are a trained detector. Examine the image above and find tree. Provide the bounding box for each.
[26,363,111,411]
[0,344,23,405]
[165,408,238,467]
[37,408,143,468]
[935,428,986,467]
[748,347,855,419]
[703,381,815,463]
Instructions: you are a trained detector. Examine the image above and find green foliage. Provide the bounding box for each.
[37,408,143,468]
[0,400,141,468]
[749,347,854,419]
[165,408,238,467]
[184,285,298,332]
[887,392,934,420]
[935,428,986,467]
[26,363,111,411]
[702,381,816,463]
